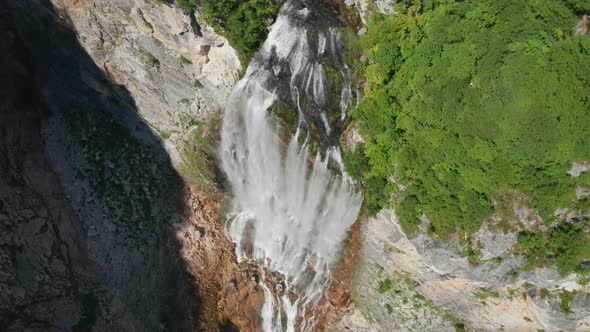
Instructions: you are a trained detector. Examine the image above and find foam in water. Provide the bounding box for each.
[220,2,362,330]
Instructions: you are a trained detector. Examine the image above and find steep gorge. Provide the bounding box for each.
[3,1,590,332]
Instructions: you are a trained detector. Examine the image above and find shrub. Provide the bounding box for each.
[180,55,192,65]
[193,79,203,89]
[377,278,394,293]
[560,290,576,313]
[515,221,590,276]
[145,52,160,67]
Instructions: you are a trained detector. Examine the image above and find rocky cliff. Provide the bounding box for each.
[0,9,89,330]
[329,210,590,331]
[1,0,245,330]
[343,0,396,22]
[50,0,240,166]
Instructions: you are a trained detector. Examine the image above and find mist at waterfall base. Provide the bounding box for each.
[220,1,362,331]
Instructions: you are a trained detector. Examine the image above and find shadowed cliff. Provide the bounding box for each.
[1,1,203,330]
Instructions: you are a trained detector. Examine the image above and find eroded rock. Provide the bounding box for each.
[328,210,590,331]
[50,0,241,167]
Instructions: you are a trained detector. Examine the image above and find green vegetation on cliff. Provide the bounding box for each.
[345,0,590,275]
[160,0,281,61]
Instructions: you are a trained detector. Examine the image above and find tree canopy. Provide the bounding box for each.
[346,0,590,276]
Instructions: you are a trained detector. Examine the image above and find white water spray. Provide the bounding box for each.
[220,2,362,331]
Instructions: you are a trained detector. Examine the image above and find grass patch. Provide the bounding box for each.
[466,241,481,266]
[475,287,501,300]
[179,116,220,194]
[193,79,204,89]
[385,303,393,315]
[383,242,402,253]
[560,290,576,314]
[377,278,395,293]
[160,131,171,140]
[443,312,467,332]
[145,52,160,67]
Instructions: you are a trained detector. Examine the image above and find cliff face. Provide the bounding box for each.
[329,210,590,332]
[343,0,396,22]
[49,0,240,166]
[0,1,245,331]
[0,10,88,330]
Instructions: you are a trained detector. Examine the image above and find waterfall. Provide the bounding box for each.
[220,1,362,330]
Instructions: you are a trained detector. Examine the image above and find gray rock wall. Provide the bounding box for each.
[50,0,240,166]
[332,210,590,331]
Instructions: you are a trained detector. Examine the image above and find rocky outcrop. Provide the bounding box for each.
[175,185,281,332]
[576,15,589,35]
[344,0,396,23]
[329,210,590,331]
[569,161,590,177]
[49,0,240,166]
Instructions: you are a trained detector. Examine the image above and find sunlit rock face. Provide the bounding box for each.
[220,1,362,331]
[50,0,241,166]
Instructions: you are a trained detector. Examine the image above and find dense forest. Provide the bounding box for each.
[345,0,590,278]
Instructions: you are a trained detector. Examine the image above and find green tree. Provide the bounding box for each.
[348,0,590,275]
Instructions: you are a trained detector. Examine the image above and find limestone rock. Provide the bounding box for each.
[2,1,236,330]
[344,0,396,23]
[576,15,589,35]
[50,0,241,167]
[328,210,590,331]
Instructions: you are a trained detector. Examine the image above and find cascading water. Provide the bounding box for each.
[220,1,362,330]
